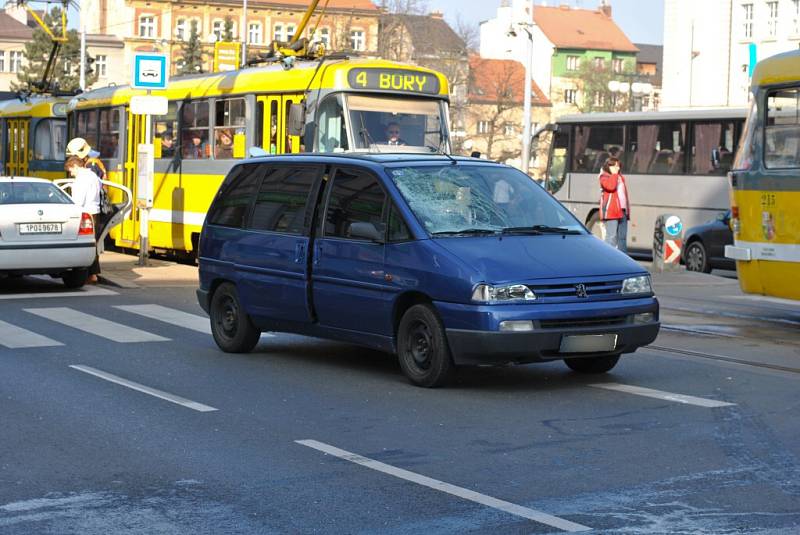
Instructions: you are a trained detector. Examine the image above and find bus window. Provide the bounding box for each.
[33,120,53,160]
[572,124,624,173]
[765,87,800,169]
[98,108,120,159]
[548,127,570,194]
[316,94,348,152]
[691,121,737,175]
[181,101,210,159]
[214,98,246,159]
[154,102,178,159]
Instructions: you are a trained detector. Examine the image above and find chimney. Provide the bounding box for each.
[5,5,28,26]
[599,0,612,17]
[429,10,444,19]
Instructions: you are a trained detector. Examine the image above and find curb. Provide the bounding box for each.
[98,274,140,289]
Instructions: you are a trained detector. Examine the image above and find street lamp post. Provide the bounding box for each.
[508,22,535,175]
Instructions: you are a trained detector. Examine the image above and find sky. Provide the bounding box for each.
[428,0,665,45]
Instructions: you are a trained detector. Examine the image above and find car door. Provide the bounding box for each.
[311,166,393,336]
[235,163,322,324]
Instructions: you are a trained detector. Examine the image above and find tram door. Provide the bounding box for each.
[119,110,146,247]
[256,94,304,154]
[6,119,29,176]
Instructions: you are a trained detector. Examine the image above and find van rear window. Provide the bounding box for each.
[207,165,262,228]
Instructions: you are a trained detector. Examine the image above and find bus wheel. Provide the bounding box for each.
[586,212,605,240]
[397,304,454,387]
[210,282,260,353]
[565,354,620,374]
[684,241,711,273]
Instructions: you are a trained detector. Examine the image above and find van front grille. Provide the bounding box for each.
[528,280,623,300]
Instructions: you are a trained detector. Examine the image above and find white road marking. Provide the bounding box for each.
[0,287,117,301]
[24,307,169,343]
[113,304,275,337]
[0,320,63,349]
[69,365,217,412]
[296,439,592,532]
[590,382,736,408]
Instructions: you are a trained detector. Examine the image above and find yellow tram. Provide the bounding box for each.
[727,49,800,300]
[0,96,69,179]
[68,59,450,257]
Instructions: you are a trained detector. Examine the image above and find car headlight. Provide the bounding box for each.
[471,283,536,303]
[621,275,652,295]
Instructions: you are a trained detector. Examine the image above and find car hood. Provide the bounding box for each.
[431,234,645,284]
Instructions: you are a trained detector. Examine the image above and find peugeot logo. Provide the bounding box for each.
[575,283,588,298]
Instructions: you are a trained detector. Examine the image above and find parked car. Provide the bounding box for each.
[682,210,735,273]
[0,177,96,288]
[197,154,660,387]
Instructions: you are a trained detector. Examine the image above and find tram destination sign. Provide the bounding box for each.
[347,68,440,95]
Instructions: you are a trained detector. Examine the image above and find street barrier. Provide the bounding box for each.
[653,214,683,271]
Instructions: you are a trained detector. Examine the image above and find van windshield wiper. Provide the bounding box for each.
[431,228,498,236]
[501,225,582,235]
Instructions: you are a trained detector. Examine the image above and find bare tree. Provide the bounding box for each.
[379,0,428,14]
[454,15,479,53]
[572,58,636,113]
[468,58,523,161]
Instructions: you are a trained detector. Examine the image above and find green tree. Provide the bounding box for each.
[14,7,97,93]
[575,58,635,113]
[179,20,204,75]
[223,17,234,42]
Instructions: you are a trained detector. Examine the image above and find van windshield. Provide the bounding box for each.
[389,165,585,236]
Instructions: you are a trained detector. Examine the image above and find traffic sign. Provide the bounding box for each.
[132,53,169,90]
[664,239,682,264]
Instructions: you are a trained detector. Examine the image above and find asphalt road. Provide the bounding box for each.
[1,275,799,534]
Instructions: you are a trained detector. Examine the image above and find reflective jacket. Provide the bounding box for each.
[599,172,630,221]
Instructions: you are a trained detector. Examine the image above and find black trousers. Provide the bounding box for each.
[90,214,102,275]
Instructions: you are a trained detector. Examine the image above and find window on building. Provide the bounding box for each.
[566,55,580,71]
[742,3,753,39]
[504,123,515,136]
[176,18,187,40]
[593,57,605,69]
[564,89,578,104]
[181,100,210,160]
[287,24,296,42]
[325,168,386,240]
[214,98,246,159]
[593,91,605,107]
[477,120,490,134]
[248,23,262,44]
[95,55,107,77]
[213,20,224,41]
[273,23,284,42]
[0,51,5,72]
[139,15,155,38]
[311,27,330,48]
[612,58,624,73]
[767,1,779,37]
[9,51,23,73]
[350,30,365,51]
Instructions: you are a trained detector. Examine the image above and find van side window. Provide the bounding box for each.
[249,165,317,235]
[388,203,411,242]
[325,168,386,239]
[206,165,262,228]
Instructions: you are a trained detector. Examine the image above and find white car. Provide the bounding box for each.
[0,177,96,288]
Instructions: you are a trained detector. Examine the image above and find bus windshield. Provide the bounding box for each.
[347,95,448,153]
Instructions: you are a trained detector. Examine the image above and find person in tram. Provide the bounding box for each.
[384,122,407,146]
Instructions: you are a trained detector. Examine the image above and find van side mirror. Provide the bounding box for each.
[349,221,384,242]
[288,103,304,137]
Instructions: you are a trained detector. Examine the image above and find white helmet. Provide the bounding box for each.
[66,137,91,158]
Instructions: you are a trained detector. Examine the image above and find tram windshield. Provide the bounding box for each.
[315,93,449,153]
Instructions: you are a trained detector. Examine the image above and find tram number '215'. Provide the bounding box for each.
[347,68,440,95]
[761,192,776,207]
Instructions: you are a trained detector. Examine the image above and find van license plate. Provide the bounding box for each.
[559,334,618,353]
[19,223,62,234]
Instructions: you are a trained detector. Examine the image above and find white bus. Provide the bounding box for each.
[535,108,747,255]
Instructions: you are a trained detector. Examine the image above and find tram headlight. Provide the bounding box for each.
[621,275,652,295]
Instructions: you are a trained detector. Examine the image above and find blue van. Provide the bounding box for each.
[197,154,659,387]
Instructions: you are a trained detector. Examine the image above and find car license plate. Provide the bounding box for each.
[559,334,618,353]
[18,223,62,234]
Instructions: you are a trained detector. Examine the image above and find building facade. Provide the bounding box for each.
[662,0,800,108]
[82,0,380,78]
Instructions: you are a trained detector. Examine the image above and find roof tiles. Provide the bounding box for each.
[533,6,638,53]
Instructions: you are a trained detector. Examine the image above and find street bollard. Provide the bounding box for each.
[653,214,684,272]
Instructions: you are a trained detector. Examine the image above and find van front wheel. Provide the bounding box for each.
[210,282,260,353]
[397,304,454,387]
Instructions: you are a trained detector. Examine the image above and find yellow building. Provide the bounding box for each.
[82,0,381,78]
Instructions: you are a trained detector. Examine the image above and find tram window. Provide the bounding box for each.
[316,95,348,152]
[691,121,736,175]
[346,95,443,150]
[75,109,99,149]
[33,120,54,160]
[214,98,246,159]
[254,100,264,148]
[154,102,178,159]
[52,120,66,157]
[765,87,800,168]
[572,124,624,173]
[269,100,278,153]
[98,108,120,159]
[206,164,262,228]
[249,165,317,234]
[181,101,210,159]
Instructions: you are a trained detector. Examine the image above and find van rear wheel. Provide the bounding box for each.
[397,304,454,387]
[565,354,620,374]
[210,282,260,353]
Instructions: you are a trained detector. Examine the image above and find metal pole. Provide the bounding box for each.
[79,1,86,91]
[241,0,248,67]
[521,28,533,175]
[138,97,152,266]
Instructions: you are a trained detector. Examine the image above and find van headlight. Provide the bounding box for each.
[621,275,652,295]
[471,283,536,303]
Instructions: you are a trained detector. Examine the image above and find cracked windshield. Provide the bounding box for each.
[390,165,584,235]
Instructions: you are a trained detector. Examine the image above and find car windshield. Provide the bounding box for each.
[389,165,586,236]
[0,182,73,205]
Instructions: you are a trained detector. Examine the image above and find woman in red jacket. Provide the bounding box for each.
[599,157,630,253]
